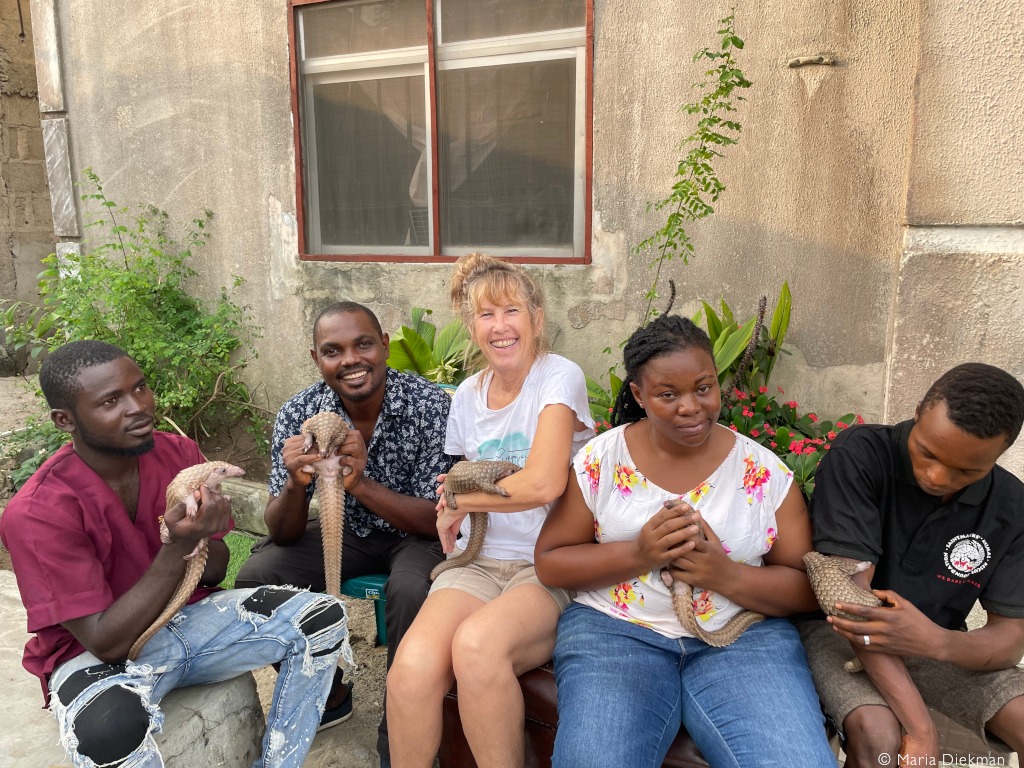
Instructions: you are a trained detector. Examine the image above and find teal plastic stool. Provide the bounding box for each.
[340,574,388,646]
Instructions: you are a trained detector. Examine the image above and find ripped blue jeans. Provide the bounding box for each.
[48,586,352,768]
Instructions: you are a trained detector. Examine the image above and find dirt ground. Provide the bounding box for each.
[0,375,387,768]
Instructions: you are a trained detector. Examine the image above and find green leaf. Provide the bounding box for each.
[701,301,723,341]
[714,315,756,375]
[432,320,469,368]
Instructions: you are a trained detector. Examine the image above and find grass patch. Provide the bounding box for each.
[220,530,258,589]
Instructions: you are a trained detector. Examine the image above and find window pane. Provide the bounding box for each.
[438,58,575,250]
[439,0,585,44]
[301,0,426,59]
[311,76,428,248]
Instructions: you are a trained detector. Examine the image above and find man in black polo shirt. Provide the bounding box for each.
[798,363,1024,766]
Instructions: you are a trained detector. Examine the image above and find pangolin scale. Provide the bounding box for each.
[803,551,882,672]
[660,498,766,648]
[127,461,244,661]
[430,460,522,581]
[300,411,351,599]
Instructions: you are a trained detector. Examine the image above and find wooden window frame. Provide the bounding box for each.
[287,0,593,265]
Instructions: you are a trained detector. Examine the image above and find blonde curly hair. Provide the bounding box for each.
[449,253,549,371]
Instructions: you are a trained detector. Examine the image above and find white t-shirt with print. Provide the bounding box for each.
[444,353,595,562]
[573,424,794,639]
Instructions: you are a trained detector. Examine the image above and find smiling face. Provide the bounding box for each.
[629,346,721,450]
[54,357,157,458]
[312,309,390,404]
[471,292,542,375]
[908,400,1006,498]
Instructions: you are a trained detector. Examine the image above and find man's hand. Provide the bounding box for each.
[829,589,941,658]
[634,500,702,574]
[163,483,233,551]
[337,429,367,492]
[280,434,321,488]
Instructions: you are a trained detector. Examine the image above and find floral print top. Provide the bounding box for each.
[573,424,794,639]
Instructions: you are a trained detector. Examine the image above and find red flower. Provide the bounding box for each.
[728,424,738,432]
[827,431,837,440]
[836,421,848,430]
[777,386,785,394]
[742,407,753,417]
[856,415,865,424]
[750,428,760,437]
[770,441,777,448]
[758,386,768,394]
[808,413,818,423]
[734,389,749,400]
[784,400,799,409]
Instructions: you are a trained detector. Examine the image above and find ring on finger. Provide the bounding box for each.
[863,635,871,646]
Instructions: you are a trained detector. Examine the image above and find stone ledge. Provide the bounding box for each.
[222,477,320,537]
[0,570,265,767]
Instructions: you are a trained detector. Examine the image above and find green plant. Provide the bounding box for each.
[386,307,470,386]
[1,169,269,465]
[635,11,752,322]
[586,372,621,434]
[219,530,257,589]
[693,282,792,396]
[721,385,861,496]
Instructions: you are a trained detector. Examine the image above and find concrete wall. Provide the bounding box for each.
[888,1,1024,476]
[0,0,55,374]
[21,0,1024,477]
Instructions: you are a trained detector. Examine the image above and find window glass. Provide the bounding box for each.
[311,75,427,247]
[302,0,426,58]
[438,0,585,44]
[438,58,575,249]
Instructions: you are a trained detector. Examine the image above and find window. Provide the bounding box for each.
[289,0,592,262]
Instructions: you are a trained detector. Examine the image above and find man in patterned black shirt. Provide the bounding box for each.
[236,301,455,766]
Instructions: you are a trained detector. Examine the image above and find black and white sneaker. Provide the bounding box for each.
[317,673,354,732]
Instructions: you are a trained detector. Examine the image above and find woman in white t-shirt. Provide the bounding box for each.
[535,313,836,767]
[387,253,594,767]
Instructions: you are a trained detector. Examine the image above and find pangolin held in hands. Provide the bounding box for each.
[803,551,882,672]
[300,411,351,599]
[128,461,245,661]
[430,460,522,581]
[659,498,766,648]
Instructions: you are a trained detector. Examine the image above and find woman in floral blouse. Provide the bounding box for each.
[535,313,835,767]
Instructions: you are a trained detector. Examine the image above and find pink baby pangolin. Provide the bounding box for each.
[300,411,351,599]
[127,461,245,661]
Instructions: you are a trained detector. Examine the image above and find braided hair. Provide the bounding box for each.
[39,340,128,412]
[611,315,715,427]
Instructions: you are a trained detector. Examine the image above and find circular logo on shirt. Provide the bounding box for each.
[943,534,991,578]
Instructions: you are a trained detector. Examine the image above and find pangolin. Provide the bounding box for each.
[300,411,351,599]
[659,498,766,647]
[128,461,245,661]
[803,551,883,672]
[429,460,522,581]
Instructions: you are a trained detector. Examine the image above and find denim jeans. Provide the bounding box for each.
[552,603,836,768]
[48,586,351,768]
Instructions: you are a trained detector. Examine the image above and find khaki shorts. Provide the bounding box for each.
[430,553,572,612]
[797,618,1024,750]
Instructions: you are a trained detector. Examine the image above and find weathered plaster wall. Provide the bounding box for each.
[42,0,917,421]
[889,2,1024,477]
[0,0,55,374]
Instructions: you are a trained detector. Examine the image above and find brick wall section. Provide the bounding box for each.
[0,0,56,374]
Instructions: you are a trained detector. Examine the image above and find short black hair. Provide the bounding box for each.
[612,314,715,426]
[312,302,384,343]
[39,340,128,411]
[920,363,1024,445]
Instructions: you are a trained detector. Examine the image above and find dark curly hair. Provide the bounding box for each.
[39,340,128,412]
[919,363,1024,445]
[313,301,384,343]
[611,314,715,427]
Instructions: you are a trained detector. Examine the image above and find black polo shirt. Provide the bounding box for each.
[809,420,1024,630]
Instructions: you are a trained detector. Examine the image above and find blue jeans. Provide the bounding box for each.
[48,586,351,768]
[552,603,836,768]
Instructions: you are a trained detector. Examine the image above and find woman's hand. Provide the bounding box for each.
[633,499,702,573]
[435,473,466,553]
[667,511,735,591]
